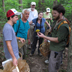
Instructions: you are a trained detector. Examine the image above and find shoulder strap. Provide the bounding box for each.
[18,19,20,29]
[57,20,71,45]
[16,19,20,35]
[35,18,42,32]
[35,18,38,30]
[40,19,42,32]
[57,21,67,30]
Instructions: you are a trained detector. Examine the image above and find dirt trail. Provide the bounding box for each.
[25,47,68,72]
[0,36,68,72]
[26,48,48,72]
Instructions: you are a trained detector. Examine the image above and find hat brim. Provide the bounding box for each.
[15,12,21,15]
[31,4,36,5]
[46,11,50,12]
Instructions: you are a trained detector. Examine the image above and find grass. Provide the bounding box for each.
[0,47,3,50]
[0,37,2,39]
[59,69,67,72]
[45,69,48,72]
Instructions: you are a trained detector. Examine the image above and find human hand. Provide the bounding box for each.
[37,32,45,38]
[20,38,25,43]
[46,18,50,20]
[44,39,47,42]
[13,57,18,66]
[49,18,51,20]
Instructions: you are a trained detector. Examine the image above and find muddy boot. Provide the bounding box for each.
[38,53,42,57]
[30,53,34,57]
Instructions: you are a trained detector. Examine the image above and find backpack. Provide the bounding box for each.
[57,18,71,47]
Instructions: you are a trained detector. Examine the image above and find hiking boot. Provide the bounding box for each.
[28,44,33,49]
[30,53,33,57]
[38,53,42,57]
[60,62,63,66]
[28,45,31,49]
[28,47,31,49]
[44,60,49,64]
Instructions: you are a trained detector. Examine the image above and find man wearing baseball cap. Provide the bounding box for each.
[43,7,52,29]
[3,9,22,66]
[28,2,38,49]
[43,7,52,64]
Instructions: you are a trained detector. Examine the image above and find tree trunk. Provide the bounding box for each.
[53,0,57,7]
[67,11,72,72]
[19,0,23,9]
[38,0,41,11]
[2,0,5,12]
[41,0,45,11]
[42,0,44,3]
[38,0,45,11]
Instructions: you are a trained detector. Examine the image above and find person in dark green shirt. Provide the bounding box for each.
[37,4,69,72]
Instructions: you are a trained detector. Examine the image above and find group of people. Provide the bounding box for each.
[3,1,69,72]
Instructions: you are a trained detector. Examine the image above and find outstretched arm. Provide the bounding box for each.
[37,32,59,43]
[45,21,51,30]
[29,21,33,25]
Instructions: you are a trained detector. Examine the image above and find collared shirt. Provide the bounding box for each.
[50,20,69,52]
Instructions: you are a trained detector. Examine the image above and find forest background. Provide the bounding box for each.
[0,0,72,72]
[0,0,72,29]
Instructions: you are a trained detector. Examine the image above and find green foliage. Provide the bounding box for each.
[0,0,72,28]
[57,0,72,22]
[59,69,67,72]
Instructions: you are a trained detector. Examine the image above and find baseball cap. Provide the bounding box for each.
[6,9,21,18]
[31,2,36,6]
[46,8,50,12]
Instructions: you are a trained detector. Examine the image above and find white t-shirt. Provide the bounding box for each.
[28,8,38,22]
[21,8,38,22]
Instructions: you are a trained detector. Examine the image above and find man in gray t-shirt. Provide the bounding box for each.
[3,23,19,59]
[2,9,23,66]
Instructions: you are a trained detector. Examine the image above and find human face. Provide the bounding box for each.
[11,15,18,24]
[23,10,30,20]
[38,13,43,20]
[52,10,60,20]
[31,5,35,10]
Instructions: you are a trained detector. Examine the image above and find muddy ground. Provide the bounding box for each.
[25,47,68,72]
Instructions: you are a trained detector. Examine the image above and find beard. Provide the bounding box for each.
[53,14,60,20]
[55,15,60,20]
[31,8,35,10]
